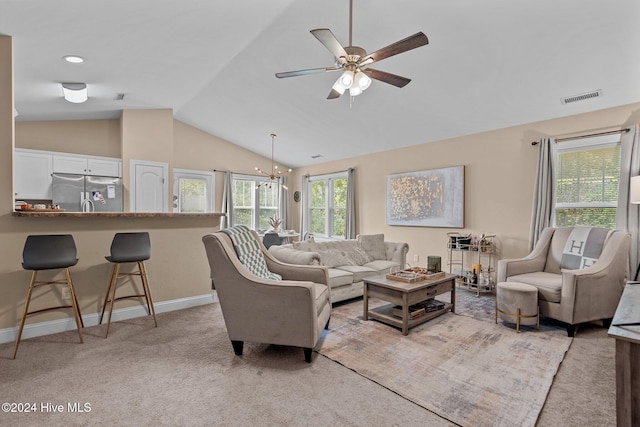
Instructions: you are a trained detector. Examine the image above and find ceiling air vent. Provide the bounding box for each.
[561,90,602,105]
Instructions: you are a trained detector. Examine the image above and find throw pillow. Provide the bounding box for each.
[357,234,387,260]
[318,249,356,268]
[221,225,282,281]
[348,246,374,265]
[293,236,317,251]
[559,226,612,270]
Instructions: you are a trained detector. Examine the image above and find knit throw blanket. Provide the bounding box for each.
[221,225,281,281]
[560,226,612,270]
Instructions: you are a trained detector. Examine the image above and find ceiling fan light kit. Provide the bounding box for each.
[275,0,428,100]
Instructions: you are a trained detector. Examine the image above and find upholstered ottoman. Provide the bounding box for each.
[495,282,540,333]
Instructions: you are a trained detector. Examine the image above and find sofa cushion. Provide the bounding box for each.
[348,246,374,265]
[327,268,355,288]
[314,239,358,252]
[358,234,386,260]
[335,265,379,282]
[319,249,356,268]
[293,237,318,251]
[363,260,399,274]
[506,272,562,303]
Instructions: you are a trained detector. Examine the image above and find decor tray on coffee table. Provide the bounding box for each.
[363,273,455,335]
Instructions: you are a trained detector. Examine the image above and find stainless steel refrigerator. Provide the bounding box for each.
[52,173,123,212]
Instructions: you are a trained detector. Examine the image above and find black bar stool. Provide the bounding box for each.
[99,232,157,337]
[13,234,84,359]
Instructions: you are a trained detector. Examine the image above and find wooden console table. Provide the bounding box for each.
[608,282,640,426]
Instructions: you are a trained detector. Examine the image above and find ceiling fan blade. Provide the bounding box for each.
[327,88,343,99]
[275,67,339,78]
[363,68,411,88]
[311,28,349,60]
[360,32,429,65]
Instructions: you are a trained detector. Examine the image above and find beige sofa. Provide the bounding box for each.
[268,234,409,303]
[497,226,630,336]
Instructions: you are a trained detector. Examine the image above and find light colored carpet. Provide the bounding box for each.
[0,289,616,426]
[0,302,454,427]
[319,294,573,427]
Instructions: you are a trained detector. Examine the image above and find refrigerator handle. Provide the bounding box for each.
[81,193,95,212]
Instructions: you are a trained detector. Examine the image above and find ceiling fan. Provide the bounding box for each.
[275,0,429,99]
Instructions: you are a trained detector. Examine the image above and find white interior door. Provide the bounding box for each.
[130,160,168,212]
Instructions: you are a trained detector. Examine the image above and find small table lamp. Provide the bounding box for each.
[630,176,640,280]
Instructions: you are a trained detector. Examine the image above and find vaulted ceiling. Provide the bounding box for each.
[2,0,639,167]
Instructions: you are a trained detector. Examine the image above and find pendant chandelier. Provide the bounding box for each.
[255,133,291,189]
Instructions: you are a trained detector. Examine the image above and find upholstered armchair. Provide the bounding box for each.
[202,226,331,362]
[497,227,630,336]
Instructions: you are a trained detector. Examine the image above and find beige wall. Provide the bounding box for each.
[15,119,121,158]
[289,102,640,269]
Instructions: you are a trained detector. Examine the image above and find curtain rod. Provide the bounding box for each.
[531,128,630,145]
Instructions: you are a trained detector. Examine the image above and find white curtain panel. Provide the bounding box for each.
[279,176,289,230]
[221,171,233,229]
[617,124,640,278]
[529,138,554,250]
[346,168,356,239]
[300,175,310,239]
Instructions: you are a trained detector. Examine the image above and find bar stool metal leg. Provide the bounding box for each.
[13,269,84,359]
[65,268,84,340]
[13,234,83,359]
[139,261,157,326]
[13,271,37,359]
[100,232,157,337]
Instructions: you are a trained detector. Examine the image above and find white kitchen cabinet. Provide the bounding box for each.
[14,149,53,200]
[87,158,121,177]
[53,154,121,177]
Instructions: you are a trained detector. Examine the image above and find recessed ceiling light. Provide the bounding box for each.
[63,55,84,64]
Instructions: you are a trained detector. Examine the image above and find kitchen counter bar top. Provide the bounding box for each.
[13,211,225,218]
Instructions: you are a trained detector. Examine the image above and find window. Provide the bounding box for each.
[172,168,214,213]
[231,174,280,229]
[552,134,621,228]
[308,172,348,239]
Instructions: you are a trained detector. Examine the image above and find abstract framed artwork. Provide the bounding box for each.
[386,165,464,228]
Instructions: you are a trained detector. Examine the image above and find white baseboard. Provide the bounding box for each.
[0,293,217,344]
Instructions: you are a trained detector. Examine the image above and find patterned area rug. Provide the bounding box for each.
[318,289,572,427]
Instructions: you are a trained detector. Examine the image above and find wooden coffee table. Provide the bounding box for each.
[363,273,456,335]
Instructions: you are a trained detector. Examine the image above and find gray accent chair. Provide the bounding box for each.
[202,229,331,363]
[262,231,282,249]
[497,227,631,336]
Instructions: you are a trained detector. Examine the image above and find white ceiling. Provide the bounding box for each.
[2,0,640,167]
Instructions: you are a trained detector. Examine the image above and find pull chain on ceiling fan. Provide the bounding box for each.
[275,0,429,100]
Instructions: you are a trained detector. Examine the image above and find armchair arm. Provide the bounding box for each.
[497,227,555,281]
[268,245,321,266]
[559,231,630,323]
[263,248,329,286]
[385,241,409,266]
